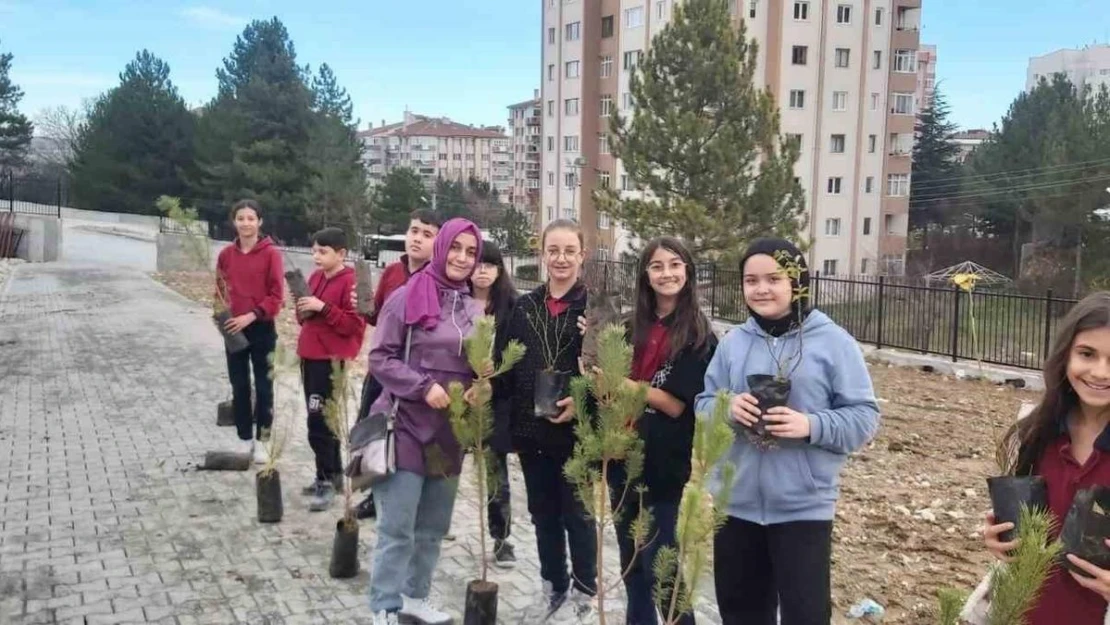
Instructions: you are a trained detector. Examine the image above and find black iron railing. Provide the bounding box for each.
[0,172,65,217]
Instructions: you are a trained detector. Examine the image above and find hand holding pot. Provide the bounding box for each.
[224,312,257,334]
[983,512,1018,563]
[425,383,450,410]
[730,393,761,427]
[762,406,811,439]
[350,289,358,309]
[297,296,326,314]
[577,315,587,336]
[1068,544,1110,600]
[549,397,575,424]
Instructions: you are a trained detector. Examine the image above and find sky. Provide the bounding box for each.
[3,0,1109,134]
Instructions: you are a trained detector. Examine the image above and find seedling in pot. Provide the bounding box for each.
[986,505,1061,625]
[522,297,576,419]
[446,315,526,624]
[988,418,1049,545]
[355,260,375,317]
[323,359,368,579]
[285,267,316,321]
[255,342,295,524]
[1060,485,1110,576]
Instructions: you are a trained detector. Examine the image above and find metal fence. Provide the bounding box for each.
[0,172,66,217]
[568,259,1078,371]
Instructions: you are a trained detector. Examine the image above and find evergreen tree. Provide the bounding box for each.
[490,205,533,255]
[595,0,804,263]
[373,167,428,228]
[0,40,34,172]
[69,50,195,214]
[909,87,962,240]
[305,63,368,235]
[434,177,470,221]
[311,63,354,123]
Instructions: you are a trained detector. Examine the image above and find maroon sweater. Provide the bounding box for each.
[215,237,284,321]
[296,266,366,361]
[369,255,419,326]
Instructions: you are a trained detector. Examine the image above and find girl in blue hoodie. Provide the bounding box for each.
[694,238,880,625]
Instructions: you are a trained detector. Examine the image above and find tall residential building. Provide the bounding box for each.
[1027,44,1110,92]
[359,111,512,197]
[507,91,543,224]
[952,128,989,163]
[917,43,936,111]
[541,0,923,275]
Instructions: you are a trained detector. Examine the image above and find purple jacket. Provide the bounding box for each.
[368,284,480,477]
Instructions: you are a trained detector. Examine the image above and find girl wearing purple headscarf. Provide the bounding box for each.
[366,218,484,625]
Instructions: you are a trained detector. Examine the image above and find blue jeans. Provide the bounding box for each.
[369,470,459,613]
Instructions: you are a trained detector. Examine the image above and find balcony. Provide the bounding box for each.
[526,116,541,126]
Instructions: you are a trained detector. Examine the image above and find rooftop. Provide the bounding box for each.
[358,114,507,140]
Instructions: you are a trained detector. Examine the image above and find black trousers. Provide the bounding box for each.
[301,359,343,483]
[487,452,512,542]
[714,517,833,625]
[225,321,276,441]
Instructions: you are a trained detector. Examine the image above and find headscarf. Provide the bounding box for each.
[740,238,811,337]
[403,218,483,330]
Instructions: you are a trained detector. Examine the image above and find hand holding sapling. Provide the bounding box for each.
[762,406,810,439]
[1068,544,1110,600]
[297,296,326,314]
[425,383,450,410]
[730,393,761,427]
[224,312,257,334]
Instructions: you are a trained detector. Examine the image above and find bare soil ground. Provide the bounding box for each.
[154,270,1038,624]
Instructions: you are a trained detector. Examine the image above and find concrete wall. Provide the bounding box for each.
[61,207,209,232]
[13,214,63,262]
[156,233,212,272]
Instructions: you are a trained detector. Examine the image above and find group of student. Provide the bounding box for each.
[214,197,1110,625]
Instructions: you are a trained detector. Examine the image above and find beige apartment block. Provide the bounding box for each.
[541,0,923,274]
[508,92,543,226]
[917,43,936,111]
[360,111,512,199]
[1027,44,1110,93]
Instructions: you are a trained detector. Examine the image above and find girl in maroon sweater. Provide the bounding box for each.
[215,200,284,464]
[984,292,1110,624]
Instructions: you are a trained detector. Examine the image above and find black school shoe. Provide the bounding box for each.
[356,492,376,520]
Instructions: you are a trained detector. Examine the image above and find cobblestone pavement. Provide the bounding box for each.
[0,262,722,624]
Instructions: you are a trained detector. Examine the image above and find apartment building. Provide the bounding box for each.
[507,92,543,224]
[541,0,923,275]
[1027,44,1110,92]
[917,43,936,111]
[360,111,512,198]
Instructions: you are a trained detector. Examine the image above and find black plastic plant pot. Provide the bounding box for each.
[355,261,375,317]
[986,475,1048,543]
[198,451,250,471]
[329,519,361,579]
[212,311,250,354]
[463,580,498,625]
[1061,486,1110,575]
[534,370,571,419]
[216,400,235,427]
[256,470,284,524]
[285,268,316,320]
[746,374,792,437]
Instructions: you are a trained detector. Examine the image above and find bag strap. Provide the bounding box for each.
[387,326,415,428]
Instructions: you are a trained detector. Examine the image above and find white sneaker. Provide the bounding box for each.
[234,439,254,456]
[400,594,452,624]
[252,441,270,465]
[548,588,595,624]
[371,611,398,625]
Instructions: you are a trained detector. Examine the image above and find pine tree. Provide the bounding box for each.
[434,177,470,221]
[909,88,962,240]
[490,205,533,255]
[306,63,368,235]
[595,0,804,264]
[312,63,355,124]
[70,51,195,214]
[373,167,428,228]
[0,40,34,172]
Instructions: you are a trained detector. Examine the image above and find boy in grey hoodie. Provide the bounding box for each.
[694,238,880,625]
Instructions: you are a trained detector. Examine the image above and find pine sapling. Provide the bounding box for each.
[324,359,359,530]
[258,341,296,478]
[654,390,736,624]
[986,504,1061,625]
[446,315,526,583]
[564,324,650,624]
[935,588,969,625]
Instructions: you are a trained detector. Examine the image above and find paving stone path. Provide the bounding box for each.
[0,262,723,625]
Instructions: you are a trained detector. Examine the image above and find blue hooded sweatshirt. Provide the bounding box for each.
[694,310,880,525]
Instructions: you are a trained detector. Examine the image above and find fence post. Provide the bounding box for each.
[710,264,718,317]
[55,179,62,217]
[876,276,885,350]
[1043,289,1054,360]
[7,171,12,213]
[950,285,961,362]
[812,271,821,309]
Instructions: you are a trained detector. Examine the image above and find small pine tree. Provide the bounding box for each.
[447,316,526,582]
[986,505,1061,625]
[259,341,296,477]
[156,195,231,315]
[324,359,360,530]
[564,324,650,624]
[653,391,736,624]
[935,588,968,625]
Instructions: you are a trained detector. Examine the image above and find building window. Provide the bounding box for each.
[749,0,757,18]
[547,171,555,186]
[892,92,915,115]
[565,98,579,116]
[548,27,556,44]
[565,22,581,41]
[622,92,634,109]
[825,218,842,236]
[547,64,554,81]
[600,96,613,117]
[836,4,851,24]
[870,93,880,110]
[832,91,848,111]
[868,134,877,153]
[623,50,644,71]
[865,176,874,193]
[792,45,808,65]
[564,135,579,151]
[835,48,850,68]
[827,177,843,194]
[564,172,578,189]
[789,89,805,109]
[621,174,634,191]
[601,15,614,38]
[887,173,910,196]
[599,171,611,188]
[830,134,845,153]
[599,212,611,229]
[563,207,577,221]
[625,6,644,28]
[786,133,803,149]
[657,1,666,19]
[793,1,809,20]
[893,49,917,72]
[863,217,872,235]
[600,55,613,77]
[546,206,554,221]
[861,258,870,274]
[872,50,882,69]
[599,134,610,154]
[565,61,580,78]
[547,100,554,116]
[547,136,555,151]
[874,7,883,25]
[822,259,838,275]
